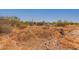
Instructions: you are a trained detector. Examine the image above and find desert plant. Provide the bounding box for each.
[0,25,12,34]
[56,20,65,26]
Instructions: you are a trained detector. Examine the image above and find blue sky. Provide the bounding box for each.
[0,9,79,22]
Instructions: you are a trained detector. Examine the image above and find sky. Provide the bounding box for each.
[0,9,79,22]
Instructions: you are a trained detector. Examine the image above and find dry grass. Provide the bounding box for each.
[0,25,79,50]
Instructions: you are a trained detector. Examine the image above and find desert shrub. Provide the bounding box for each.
[18,21,29,29]
[0,16,29,30]
[0,25,12,34]
[56,20,65,26]
[53,20,74,27]
[24,21,29,25]
[52,20,79,26]
[17,24,27,29]
[10,19,29,29]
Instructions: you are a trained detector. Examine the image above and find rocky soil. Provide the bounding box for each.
[0,25,79,50]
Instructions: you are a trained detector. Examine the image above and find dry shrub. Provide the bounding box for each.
[0,26,12,34]
[17,24,27,29]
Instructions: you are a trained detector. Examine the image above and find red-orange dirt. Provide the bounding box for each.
[0,25,79,50]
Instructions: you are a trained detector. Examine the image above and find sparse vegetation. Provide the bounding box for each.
[52,20,79,27]
[0,16,79,50]
[0,25,12,34]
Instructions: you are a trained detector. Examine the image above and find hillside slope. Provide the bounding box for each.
[0,25,79,50]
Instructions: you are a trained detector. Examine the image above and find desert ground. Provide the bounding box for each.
[0,25,79,50]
